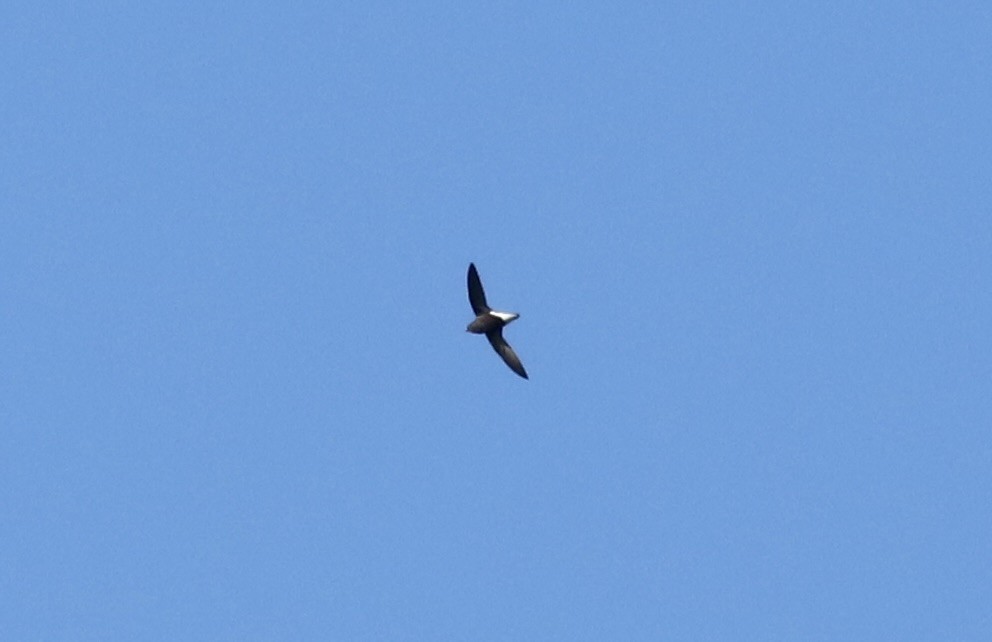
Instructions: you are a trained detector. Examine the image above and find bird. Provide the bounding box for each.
[465,263,529,379]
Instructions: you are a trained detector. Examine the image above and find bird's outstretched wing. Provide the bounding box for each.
[486,328,528,379]
[467,263,490,315]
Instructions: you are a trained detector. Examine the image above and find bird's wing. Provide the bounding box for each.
[467,263,490,315]
[486,328,528,379]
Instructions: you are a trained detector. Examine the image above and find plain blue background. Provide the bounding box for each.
[2,2,990,639]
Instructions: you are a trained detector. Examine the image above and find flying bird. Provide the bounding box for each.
[465,263,529,379]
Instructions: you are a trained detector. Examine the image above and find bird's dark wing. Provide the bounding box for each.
[486,328,528,379]
[467,263,490,315]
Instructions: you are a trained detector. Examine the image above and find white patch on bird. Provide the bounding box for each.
[490,311,520,323]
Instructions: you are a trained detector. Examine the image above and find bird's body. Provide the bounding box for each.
[466,263,528,379]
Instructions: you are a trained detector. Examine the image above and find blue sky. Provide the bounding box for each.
[2,2,990,639]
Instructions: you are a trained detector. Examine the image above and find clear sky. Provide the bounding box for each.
[2,2,990,640]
